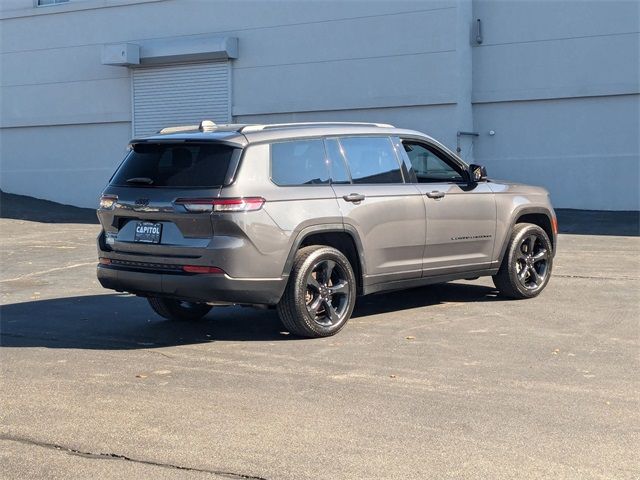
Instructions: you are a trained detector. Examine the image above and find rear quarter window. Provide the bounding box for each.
[270,139,330,185]
[111,143,237,188]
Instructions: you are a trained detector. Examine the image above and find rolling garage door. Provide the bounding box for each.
[132,61,231,137]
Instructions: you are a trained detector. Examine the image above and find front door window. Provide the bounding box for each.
[403,143,465,183]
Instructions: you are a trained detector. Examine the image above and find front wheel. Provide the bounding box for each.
[277,246,357,338]
[147,297,212,321]
[493,223,553,299]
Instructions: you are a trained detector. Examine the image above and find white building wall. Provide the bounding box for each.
[0,0,638,209]
[471,0,639,211]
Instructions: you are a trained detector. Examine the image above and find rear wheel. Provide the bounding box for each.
[277,246,356,338]
[493,223,553,299]
[147,297,212,321]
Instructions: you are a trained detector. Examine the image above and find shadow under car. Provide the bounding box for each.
[0,283,500,350]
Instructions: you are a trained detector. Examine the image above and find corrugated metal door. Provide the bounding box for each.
[132,61,231,137]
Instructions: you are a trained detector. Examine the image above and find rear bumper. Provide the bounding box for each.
[97,265,286,305]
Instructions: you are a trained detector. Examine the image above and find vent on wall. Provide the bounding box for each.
[132,61,231,137]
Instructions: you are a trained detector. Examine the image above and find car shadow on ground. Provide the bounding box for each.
[0,283,500,350]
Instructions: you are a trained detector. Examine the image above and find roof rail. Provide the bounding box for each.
[240,122,394,133]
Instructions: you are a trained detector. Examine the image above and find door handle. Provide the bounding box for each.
[343,193,365,203]
[425,190,445,199]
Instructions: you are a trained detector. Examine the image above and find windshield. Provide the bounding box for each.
[111,143,238,188]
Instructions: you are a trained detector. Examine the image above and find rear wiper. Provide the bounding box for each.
[125,177,154,185]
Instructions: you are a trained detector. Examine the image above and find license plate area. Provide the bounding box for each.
[134,221,162,244]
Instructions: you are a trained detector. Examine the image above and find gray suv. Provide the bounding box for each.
[97,121,557,337]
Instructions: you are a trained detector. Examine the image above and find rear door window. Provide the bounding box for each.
[111,143,237,187]
[338,136,403,184]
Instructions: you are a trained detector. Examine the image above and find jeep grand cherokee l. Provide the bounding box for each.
[97,121,557,337]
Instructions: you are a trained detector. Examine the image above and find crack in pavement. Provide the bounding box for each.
[0,262,96,283]
[0,435,269,480]
[553,274,639,281]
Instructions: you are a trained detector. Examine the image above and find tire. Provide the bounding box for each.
[277,245,357,338]
[493,223,553,299]
[147,296,212,321]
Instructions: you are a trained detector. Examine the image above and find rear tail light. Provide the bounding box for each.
[175,197,265,213]
[182,265,225,274]
[99,194,118,209]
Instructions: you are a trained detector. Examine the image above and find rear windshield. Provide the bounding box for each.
[111,143,238,188]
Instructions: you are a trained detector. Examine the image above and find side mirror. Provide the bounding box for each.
[468,164,487,183]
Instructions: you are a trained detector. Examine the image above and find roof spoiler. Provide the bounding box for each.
[158,120,217,134]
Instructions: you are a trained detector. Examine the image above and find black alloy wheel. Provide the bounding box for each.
[515,233,550,290]
[493,223,553,299]
[277,245,357,337]
[305,258,351,327]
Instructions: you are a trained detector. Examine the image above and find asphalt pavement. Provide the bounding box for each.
[1,193,638,479]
